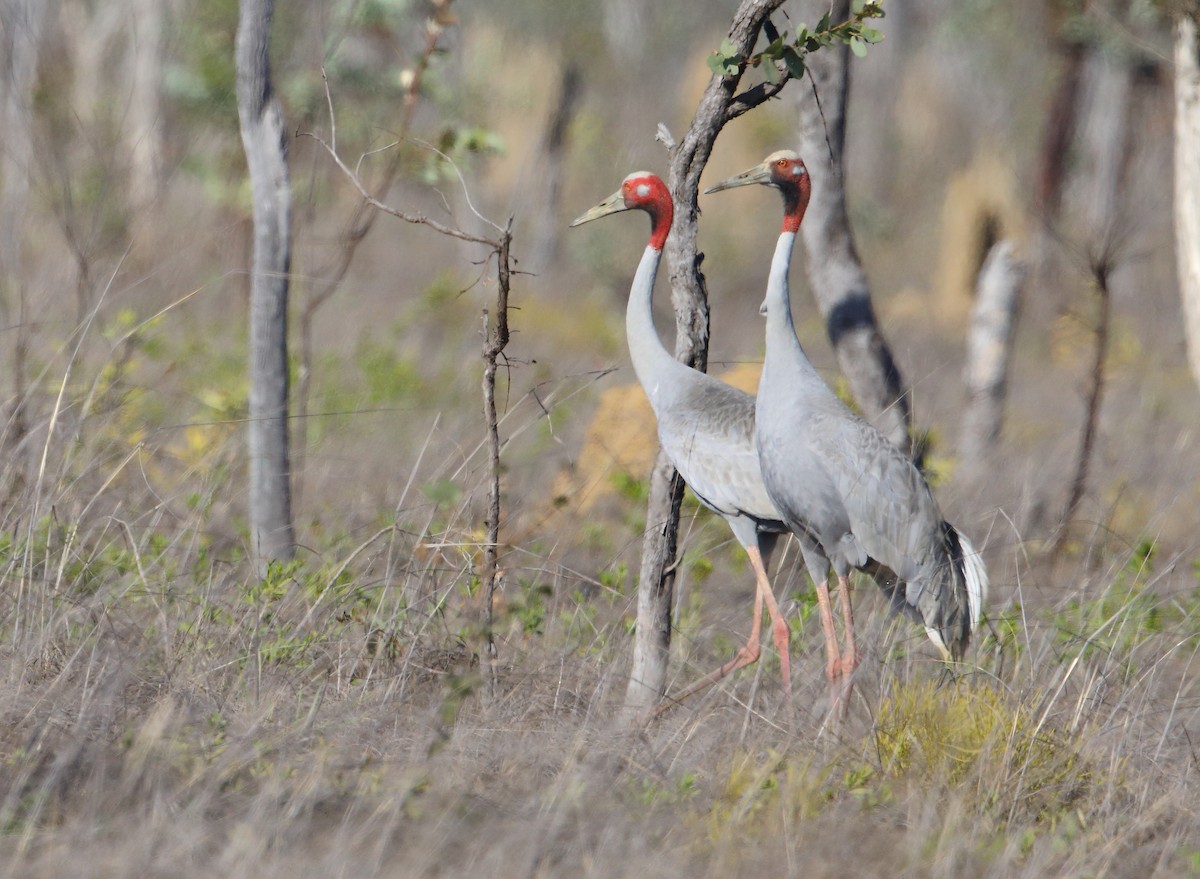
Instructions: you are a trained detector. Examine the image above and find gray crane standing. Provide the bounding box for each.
[707,151,988,714]
[571,172,800,711]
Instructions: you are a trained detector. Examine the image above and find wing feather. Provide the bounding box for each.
[655,375,779,524]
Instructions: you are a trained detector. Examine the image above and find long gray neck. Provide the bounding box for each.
[626,244,684,411]
[762,230,827,388]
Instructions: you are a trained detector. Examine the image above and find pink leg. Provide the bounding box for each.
[834,573,859,717]
[652,555,766,716]
[748,545,792,707]
[653,545,792,715]
[814,576,843,713]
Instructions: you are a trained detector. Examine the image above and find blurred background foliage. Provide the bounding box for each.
[0,1,1199,875]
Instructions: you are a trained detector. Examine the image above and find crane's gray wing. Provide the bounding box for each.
[655,375,779,524]
[811,410,945,582]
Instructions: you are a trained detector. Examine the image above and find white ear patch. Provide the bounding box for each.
[636,183,650,197]
[790,165,804,176]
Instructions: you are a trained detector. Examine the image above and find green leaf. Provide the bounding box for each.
[781,45,806,79]
[763,35,786,59]
[706,36,742,77]
[815,10,832,33]
[763,57,780,84]
[861,27,884,43]
[849,36,868,57]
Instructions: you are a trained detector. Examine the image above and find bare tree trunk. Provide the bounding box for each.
[1037,41,1087,219]
[794,0,913,455]
[126,0,164,208]
[1052,260,1113,555]
[0,0,43,300]
[960,240,1023,473]
[1177,12,1200,391]
[481,225,513,698]
[624,0,787,717]
[0,0,46,459]
[237,0,295,573]
[1064,40,1134,244]
[530,64,581,272]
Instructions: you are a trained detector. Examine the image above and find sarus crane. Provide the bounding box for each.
[571,171,803,712]
[706,151,988,713]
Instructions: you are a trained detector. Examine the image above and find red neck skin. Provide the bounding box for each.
[643,181,674,251]
[780,181,810,234]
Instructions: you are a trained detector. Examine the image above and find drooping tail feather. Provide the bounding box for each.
[955,529,988,633]
[923,523,988,660]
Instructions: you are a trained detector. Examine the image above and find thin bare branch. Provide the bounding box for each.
[299,130,497,247]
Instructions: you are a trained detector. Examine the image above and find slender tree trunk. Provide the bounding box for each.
[794,0,913,455]
[126,0,164,209]
[960,240,1023,473]
[624,0,787,717]
[1177,12,1200,391]
[236,0,295,573]
[1052,261,1113,555]
[530,64,581,272]
[1065,39,1134,245]
[481,225,513,698]
[0,0,45,461]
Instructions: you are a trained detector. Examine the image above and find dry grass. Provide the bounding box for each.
[0,321,1197,879]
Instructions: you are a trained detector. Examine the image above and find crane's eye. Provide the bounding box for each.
[776,159,787,167]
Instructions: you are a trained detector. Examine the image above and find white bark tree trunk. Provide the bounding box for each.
[126,0,164,207]
[1177,13,1200,391]
[960,240,1023,472]
[0,0,46,318]
[237,0,295,573]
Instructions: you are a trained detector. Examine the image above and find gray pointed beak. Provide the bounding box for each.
[704,162,773,194]
[570,189,627,227]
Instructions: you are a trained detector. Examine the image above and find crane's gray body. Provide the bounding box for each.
[626,245,792,562]
[755,233,980,655]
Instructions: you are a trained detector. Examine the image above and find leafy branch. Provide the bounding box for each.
[709,1,885,121]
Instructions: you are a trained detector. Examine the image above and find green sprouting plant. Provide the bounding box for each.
[559,592,604,654]
[417,126,506,186]
[611,471,649,505]
[977,604,1027,673]
[786,581,820,648]
[696,754,840,840]
[355,336,426,405]
[255,630,320,666]
[511,579,551,636]
[1170,564,1200,645]
[684,550,715,584]
[872,679,1088,820]
[598,561,629,598]
[245,558,303,607]
[1052,539,1163,667]
[421,478,462,512]
[841,764,892,808]
[632,771,699,807]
